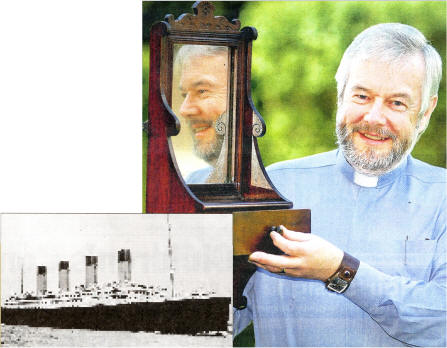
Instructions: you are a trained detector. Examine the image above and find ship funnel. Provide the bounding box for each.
[118,249,131,282]
[85,256,98,288]
[36,266,47,295]
[58,261,70,292]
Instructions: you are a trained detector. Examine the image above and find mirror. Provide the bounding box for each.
[171,44,235,184]
[145,1,292,213]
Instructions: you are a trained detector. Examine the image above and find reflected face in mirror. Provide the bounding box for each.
[178,49,228,164]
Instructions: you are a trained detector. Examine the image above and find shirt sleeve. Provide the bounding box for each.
[343,208,446,347]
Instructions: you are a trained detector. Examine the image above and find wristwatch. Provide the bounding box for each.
[326,251,360,294]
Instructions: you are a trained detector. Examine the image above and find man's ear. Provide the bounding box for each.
[418,95,438,134]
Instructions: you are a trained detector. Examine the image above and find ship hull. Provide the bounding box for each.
[1,297,231,335]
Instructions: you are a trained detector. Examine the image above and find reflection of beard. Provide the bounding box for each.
[336,118,415,176]
[188,118,224,164]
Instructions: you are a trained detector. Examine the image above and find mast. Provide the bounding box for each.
[168,214,175,298]
[21,263,24,294]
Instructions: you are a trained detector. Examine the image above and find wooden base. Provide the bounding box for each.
[233,209,311,309]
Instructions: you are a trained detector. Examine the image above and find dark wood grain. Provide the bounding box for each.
[145,22,201,213]
[233,209,311,309]
[233,209,311,255]
[145,2,293,213]
[166,1,241,33]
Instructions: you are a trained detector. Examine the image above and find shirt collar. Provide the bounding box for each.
[336,149,407,188]
[354,172,378,187]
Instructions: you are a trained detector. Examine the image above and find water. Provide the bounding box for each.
[1,324,232,347]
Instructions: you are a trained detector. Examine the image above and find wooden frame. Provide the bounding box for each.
[233,209,311,309]
[145,1,292,213]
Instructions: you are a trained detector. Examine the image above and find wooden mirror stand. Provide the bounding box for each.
[145,1,292,213]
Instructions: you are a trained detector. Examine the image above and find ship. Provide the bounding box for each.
[2,231,231,335]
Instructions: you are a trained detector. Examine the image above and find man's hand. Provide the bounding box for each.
[248,226,344,282]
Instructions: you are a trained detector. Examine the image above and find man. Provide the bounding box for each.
[234,23,446,346]
[175,45,229,183]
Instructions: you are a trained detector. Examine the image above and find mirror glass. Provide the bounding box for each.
[171,44,235,184]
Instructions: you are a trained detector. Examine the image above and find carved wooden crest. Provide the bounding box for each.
[165,1,241,32]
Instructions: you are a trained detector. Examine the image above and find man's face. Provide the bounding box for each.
[179,54,228,163]
[336,54,428,175]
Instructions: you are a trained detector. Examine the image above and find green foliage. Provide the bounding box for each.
[240,1,446,167]
[141,3,445,343]
[233,322,255,347]
[143,1,446,207]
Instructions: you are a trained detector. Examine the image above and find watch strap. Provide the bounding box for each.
[336,251,360,282]
[326,251,360,292]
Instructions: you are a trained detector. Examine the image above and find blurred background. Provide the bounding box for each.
[143,2,445,343]
[143,1,445,171]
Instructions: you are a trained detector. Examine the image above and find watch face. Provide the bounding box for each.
[327,277,349,294]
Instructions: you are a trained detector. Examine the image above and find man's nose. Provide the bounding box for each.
[363,99,387,125]
[179,94,199,118]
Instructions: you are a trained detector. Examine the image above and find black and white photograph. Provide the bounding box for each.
[1,214,232,346]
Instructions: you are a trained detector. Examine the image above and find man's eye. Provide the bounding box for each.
[181,93,187,98]
[353,94,368,103]
[390,100,407,110]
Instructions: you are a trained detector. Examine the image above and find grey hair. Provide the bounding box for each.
[335,23,442,118]
[174,44,228,69]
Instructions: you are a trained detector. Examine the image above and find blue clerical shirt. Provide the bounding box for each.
[185,166,212,184]
[234,149,446,347]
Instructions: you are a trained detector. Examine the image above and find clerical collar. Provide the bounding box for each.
[354,171,378,187]
[336,149,408,188]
